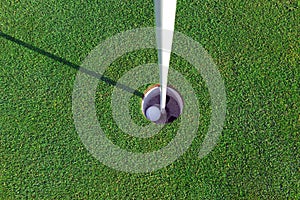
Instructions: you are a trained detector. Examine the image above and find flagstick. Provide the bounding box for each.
[154,0,177,113]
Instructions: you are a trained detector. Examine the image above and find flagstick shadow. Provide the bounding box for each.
[0,31,144,98]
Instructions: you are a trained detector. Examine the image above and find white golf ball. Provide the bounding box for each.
[146,105,161,122]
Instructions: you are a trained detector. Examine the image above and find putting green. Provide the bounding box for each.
[1,0,298,199]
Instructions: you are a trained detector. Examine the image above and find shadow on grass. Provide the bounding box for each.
[0,31,144,98]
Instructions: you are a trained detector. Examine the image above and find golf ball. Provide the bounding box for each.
[146,105,161,122]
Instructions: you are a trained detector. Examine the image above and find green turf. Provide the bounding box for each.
[1,0,299,199]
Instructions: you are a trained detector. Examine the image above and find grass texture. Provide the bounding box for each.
[1,0,299,199]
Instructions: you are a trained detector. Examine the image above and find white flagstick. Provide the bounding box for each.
[154,0,177,113]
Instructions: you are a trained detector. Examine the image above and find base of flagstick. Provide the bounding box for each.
[141,85,184,124]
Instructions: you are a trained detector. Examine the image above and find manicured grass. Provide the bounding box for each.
[1,0,299,199]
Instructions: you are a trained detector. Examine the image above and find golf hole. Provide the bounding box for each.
[141,85,184,124]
